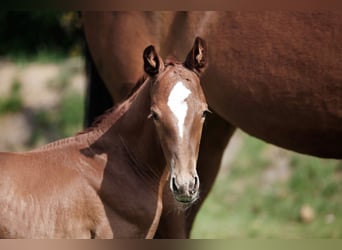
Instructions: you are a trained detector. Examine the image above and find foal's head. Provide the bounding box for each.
[143,37,209,203]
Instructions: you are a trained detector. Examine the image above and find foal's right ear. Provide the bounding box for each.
[143,45,164,77]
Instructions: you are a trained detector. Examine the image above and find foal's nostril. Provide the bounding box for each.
[194,175,199,189]
[172,177,178,193]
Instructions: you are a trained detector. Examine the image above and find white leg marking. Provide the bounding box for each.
[167,81,191,139]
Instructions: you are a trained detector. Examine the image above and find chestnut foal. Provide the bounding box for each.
[0,37,208,238]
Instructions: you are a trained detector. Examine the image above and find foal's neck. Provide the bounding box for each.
[81,79,166,180]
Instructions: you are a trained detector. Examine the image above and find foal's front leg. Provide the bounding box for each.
[93,220,113,239]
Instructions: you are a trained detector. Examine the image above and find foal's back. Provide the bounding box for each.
[0,141,112,238]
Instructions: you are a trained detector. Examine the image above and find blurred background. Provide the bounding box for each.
[0,11,85,150]
[0,11,341,238]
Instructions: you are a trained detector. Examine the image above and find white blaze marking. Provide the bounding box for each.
[167,81,191,139]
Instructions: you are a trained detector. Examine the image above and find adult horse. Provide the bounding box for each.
[82,11,342,237]
[0,38,208,238]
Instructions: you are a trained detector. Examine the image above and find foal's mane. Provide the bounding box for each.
[31,61,184,152]
[30,75,149,152]
[78,74,148,135]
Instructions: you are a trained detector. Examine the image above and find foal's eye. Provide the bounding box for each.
[149,111,159,121]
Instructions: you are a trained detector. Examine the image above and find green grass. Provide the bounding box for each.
[57,91,85,137]
[0,80,23,114]
[191,134,342,238]
[27,91,84,146]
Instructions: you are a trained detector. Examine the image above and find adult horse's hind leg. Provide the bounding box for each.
[84,44,113,127]
[185,112,236,237]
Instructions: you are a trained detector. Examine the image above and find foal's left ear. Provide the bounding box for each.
[184,37,208,75]
[143,45,165,77]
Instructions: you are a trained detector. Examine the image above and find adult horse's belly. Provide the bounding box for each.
[203,64,342,158]
[201,12,342,158]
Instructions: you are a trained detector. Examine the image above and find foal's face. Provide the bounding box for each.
[143,37,208,203]
[150,66,208,203]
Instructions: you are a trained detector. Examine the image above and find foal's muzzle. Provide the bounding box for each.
[170,175,200,203]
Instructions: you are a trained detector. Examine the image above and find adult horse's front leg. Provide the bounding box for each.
[153,189,187,238]
[185,112,235,237]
